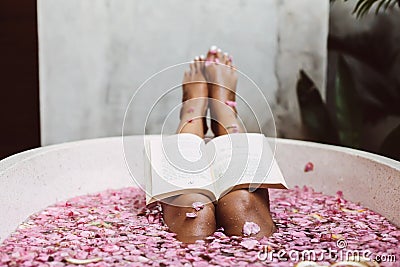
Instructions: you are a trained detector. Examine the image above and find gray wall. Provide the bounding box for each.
[38,0,329,145]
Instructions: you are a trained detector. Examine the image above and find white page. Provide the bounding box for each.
[149,134,215,198]
[207,133,287,197]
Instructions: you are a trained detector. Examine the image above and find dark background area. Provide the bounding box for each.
[0,0,40,159]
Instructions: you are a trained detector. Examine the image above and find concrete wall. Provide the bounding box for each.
[38,0,329,145]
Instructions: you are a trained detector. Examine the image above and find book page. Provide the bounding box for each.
[207,133,287,198]
[148,134,216,202]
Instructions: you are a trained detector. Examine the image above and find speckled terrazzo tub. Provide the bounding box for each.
[0,136,399,266]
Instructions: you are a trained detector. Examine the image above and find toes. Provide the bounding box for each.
[206,45,218,63]
[222,52,228,63]
[215,48,223,64]
[223,52,232,67]
[194,56,202,73]
[199,54,206,71]
[182,70,190,83]
[206,46,230,67]
[189,60,195,73]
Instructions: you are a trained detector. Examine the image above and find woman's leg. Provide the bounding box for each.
[205,48,276,237]
[161,57,216,243]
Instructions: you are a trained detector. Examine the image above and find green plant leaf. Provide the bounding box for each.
[331,0,399,17]
[297,70,339,145]
[376,0,387,13]
[335,55,363,148]
[380,123,400,160]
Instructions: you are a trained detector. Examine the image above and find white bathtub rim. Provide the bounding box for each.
[275,138,400,170]
[0,137,122,175]
[1,136,399,176]
[0,135,399,242]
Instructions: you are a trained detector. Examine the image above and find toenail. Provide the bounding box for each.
[228,55,233,62]
[217,48,222,53]
[224,52,228,56]
[200,55,205,60]
[195,56,199,61]
[209,46,218,54]
[214,58,220,64]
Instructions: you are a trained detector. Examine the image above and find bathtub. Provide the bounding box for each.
[0,136,399,242]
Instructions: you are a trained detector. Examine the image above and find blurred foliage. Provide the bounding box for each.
[335,55,362,148]
[296,71,339,145]
[330,0,399,17]
[297,65,400,160]
[380,124,400,160]
[296,0,400,160]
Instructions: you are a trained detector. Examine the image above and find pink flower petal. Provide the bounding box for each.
[65,257,103,264]
[291,231,306,238]
[242,222,260,236]
[1,186,398,267]
[304,162,314,172]
[192,202,205,211]
[225,100,237,108]
[240,239,259,250]
[101,244,119,253]
[186,212,197,218]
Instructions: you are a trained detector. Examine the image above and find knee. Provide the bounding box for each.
[218,190,255,211]
[166,193,214,209]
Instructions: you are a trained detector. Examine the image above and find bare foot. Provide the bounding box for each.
[178,57,209,136]
[204,46,242,136]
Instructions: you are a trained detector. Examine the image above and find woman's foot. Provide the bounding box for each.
[178,56,209,137]
[204,46,243,136]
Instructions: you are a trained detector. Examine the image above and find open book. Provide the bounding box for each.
[145,133,287,205]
